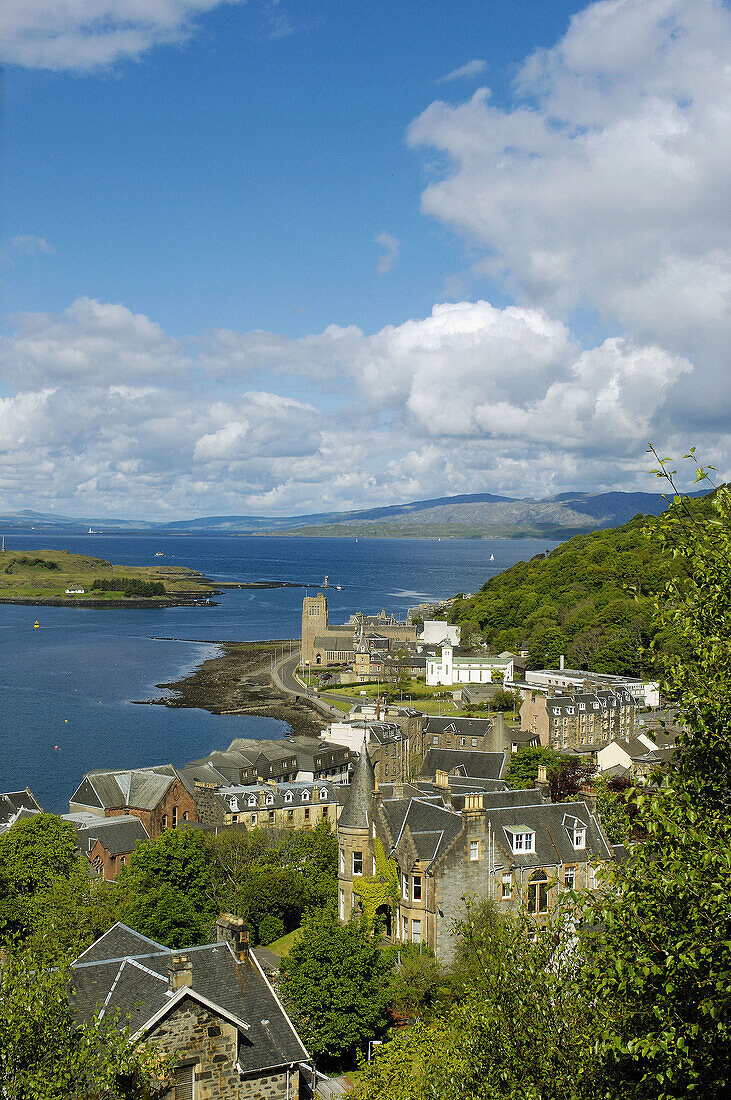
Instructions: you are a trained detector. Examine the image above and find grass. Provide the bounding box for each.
[264,925,303,958]
[0,549,217,602]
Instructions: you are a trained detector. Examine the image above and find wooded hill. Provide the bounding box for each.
[447,508,690,676]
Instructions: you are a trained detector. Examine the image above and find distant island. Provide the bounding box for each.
[0,489,707,541]
[0,549,219,607]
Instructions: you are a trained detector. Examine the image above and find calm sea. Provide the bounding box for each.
[0,533,559,811]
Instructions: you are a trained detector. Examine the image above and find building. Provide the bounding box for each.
[419,620,461,645]
[426,643,517,686]
[64,812,150,880]
[0,788,43,834]
[71,916,310,1099]
[183,735,354,791]
[69,766,197,838]
[193,779,348,830]
[517,666,660,708]
[301,593,416,668]
[337,750,612,962]
[520,687,636,751]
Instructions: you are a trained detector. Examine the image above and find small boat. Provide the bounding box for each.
[335,585,342,590]
[88,528,94,534]
[33,620,40,629]
[155,552,164,557]
[490,554,495,561]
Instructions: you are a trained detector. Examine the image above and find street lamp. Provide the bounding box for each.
[305,660,310,693]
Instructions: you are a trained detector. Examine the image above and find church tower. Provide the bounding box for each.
[301,592,328,666]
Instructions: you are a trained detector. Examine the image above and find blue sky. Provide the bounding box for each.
[1,0,729,519]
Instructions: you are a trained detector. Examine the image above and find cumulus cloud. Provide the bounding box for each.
[0,0,245,71]
[438,59,487,83]
[0,295,703,518]
[11,235,55,255]
[408,0,731,425]
[375,232,400,275]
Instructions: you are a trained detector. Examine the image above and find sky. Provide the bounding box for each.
[0,0,729,520]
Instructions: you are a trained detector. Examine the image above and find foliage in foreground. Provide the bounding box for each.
[0,949,170,1100]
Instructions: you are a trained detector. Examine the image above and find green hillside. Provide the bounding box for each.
[447,512,682,676]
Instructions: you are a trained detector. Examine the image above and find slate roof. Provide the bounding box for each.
[424,716,494,738]
[77,817,149,856]
[477,799,612,870]
[338,748,375,829]
[71,923,309,1072]
[382,797,463,866]
[0,789,43,826]
[216,780,343,813]
[420,748,506,781]
[71,767,179,811]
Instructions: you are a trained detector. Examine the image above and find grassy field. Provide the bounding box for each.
[0,549,217,602]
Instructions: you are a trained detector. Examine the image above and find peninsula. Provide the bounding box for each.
[0,549,219,607]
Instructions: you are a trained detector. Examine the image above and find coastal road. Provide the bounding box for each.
[272,653,352,719]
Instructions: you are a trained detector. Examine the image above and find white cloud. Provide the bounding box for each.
[438,59,487,83]
[11,235,55,255]
[375,232,400,275]
[0,0,245,71]
[407,0,731,427]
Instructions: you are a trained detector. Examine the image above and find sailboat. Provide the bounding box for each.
[490,553,495,561]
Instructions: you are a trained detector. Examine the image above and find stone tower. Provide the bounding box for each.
[337,747,375,924]
[301,592,328,666]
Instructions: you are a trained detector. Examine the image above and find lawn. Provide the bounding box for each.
[265,925,303,959]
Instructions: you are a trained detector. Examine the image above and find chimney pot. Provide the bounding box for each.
[168,955,193,991]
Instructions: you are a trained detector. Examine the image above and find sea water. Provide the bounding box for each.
[0,533,558,810]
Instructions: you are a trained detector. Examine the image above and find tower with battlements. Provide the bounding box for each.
[301,593,329,666]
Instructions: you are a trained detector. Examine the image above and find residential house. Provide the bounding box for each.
[337,750,613,962]
[71,915,310,1099]
[426,643,517,687]
[69,766,197,839]
[193,780,349,830]
[64,812,150,880]
[517,666,660,708]
[520,688,636,751]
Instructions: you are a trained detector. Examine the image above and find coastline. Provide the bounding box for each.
[140,640,327,739]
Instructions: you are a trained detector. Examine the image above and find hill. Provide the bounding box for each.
[446,511,683,676]
[0,489,706,539]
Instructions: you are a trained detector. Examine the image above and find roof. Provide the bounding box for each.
[338,748,375,830]
[424,716,494,737]
[71,923,308,1072]
[78,817,149,855]
[0,789,43,826]
[71,768,179,811]
[476,799,612,870]
[381,797,462,867]
[420,748,506,781]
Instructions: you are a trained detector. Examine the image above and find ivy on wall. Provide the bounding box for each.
[352,838,400,927]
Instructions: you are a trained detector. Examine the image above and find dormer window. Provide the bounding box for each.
[301,790,310,801]
[319,788,328,800]
[573,828,586,849]
[284,791,293,803]
[248,795,257,806]
[228,797,239,812]
[265,794,274,806]
[505,826,535,853]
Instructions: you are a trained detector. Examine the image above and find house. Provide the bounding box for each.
[65,585,86,595]
[193,779,349,830]
[71,915,311,1099]
[64,812,150,880]
[517,666,660,708]
[69,766,197,839]
[0,788,43,834]
[337,750,613,962]
[520,687,636,751]
[184,736,354,792]
[419,620,461,645]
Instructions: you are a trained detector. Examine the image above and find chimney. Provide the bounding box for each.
[216,913,250,960]
[535,764,550,799]
[463,792,484,818]
[559,654,565,671]
[434,770,450,791]
[392,781,405,799]
[168,955,193,991]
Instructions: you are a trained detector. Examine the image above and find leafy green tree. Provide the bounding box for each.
[256,914,284,946]
[0,814,80,895]
[280,907,390,1068]
[0,947,170,1098]
[490,687,521,712]
[120,883,209,949]
[386,944,445,1022]
[504,746,569,789]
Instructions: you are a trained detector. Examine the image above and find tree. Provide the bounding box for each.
[490,687,521,711]
[504,746,569,789]
[548,759,596,802]
[386,944,445,1022]
[353,900,596,1100]
[0,814,81,895]
[280,907,390,1068]
[0,948,170,1099]
[120,883,208,949]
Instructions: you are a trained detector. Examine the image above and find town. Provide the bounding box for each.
[0,589,679,1097]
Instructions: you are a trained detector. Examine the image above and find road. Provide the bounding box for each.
[271,653,354,719]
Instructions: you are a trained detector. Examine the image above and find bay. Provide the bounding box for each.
[0,533,559,811]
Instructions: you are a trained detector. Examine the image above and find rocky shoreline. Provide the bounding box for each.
[139,640,327,739]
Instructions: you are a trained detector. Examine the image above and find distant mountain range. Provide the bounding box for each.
[0,490,705,541]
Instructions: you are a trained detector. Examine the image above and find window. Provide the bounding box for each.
[402,873,408,901]
[161,814,168,828]
[268,810,275,824]
[510,831,534,853]
[460,737,466,746]
[172,806,178,827]
[228,797,239,812]
[302,791,310,801]
[573,828,586,849]
[471,738,477,747]
[250,813,257,825]
[287,809,294,823]
[353,851,363,876]
[285,791,293,803]
[265,794,274,806]
[402,916,408,941]
[339,889,345,920]
[469,840,479,861]
[183,811,189,822]
[304,807,310,822]
[173,1065,195,1100]
[412,875,422,901]
[432,735,439,744]
[411,919,422,944]
[339,848,345,874]
[527,871,549,914]
[564,868,575,890]
[501,872,512,898]
[248,796,257,807]
[320,788,328,799]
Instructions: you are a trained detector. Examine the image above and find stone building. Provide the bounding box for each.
[0,788,43,835]
[183,735,353,791]
[69,766,197,839]
[64,813,150,880]
[71,917,310,1100]
[193,779,348,830]
[301,593,416,667]
[520,687,636,751]
[337,750,613,962]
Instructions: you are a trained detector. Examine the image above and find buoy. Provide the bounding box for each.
[64,719,68,723]
[54,745,59,751]
[33,620,40,629]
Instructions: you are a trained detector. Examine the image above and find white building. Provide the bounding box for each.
[521,667,660,708]
[419,619,461,646]
[426,643,516,687]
